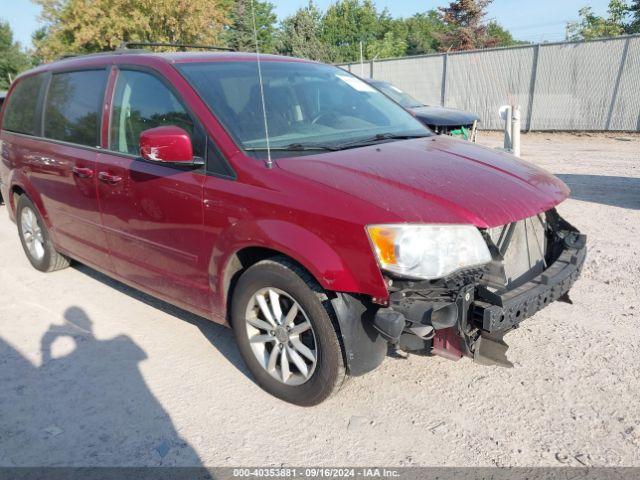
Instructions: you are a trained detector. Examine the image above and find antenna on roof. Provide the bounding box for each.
[250,0,273,169]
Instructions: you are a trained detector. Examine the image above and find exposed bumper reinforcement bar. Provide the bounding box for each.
[473,232,587,333]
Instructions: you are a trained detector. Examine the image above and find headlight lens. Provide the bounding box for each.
[367,224,492,280]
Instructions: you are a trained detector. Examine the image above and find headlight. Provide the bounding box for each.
[366,224,492,280]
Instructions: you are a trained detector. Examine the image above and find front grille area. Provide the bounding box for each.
[485,214,547,291]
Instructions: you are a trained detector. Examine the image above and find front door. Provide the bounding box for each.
[95,68,210,312]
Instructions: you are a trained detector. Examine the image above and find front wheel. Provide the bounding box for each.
[231,256,346,406]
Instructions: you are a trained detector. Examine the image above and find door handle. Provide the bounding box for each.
[72,166,94,179]
[98,172,123,184]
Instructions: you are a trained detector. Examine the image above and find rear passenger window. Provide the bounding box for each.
[2,74,45,136]
[110,69,205,158]
[44,70,106,147]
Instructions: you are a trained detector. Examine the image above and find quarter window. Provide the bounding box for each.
[2,74,46,136]
[110,69,204,158]
[44,70,107,147]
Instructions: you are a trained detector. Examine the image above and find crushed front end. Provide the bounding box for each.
[372,209,587,367]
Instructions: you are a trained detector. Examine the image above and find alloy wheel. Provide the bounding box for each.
[245,287,318,386]
[20,207,45,261]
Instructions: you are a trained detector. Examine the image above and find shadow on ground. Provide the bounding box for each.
[0,307,206,467]
[72,263,251,381]
[556,174,640,210]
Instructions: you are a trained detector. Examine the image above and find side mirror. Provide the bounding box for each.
[139,126,194,164]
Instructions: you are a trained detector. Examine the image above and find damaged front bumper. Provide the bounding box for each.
[473,232,585,333]
[372,209,587,367]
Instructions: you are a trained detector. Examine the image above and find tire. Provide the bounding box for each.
[231,256,346,406]
[16,195,70,272]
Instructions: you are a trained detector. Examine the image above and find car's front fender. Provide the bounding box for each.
[209,219,389,317]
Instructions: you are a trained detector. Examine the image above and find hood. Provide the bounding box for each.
[410,105,480,127]
[276,135,569,229]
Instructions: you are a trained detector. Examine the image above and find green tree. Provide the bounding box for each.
[438,0,499,51]
[224,0,278,53]
[487,21,523,46]
[278,1,331,61]
[404,11,448,55]
[629,0,640,32]
[566,0,631,40]
[30,26,48,66]
[366,31,407,59]
[385,18,409,47]
[0,20,32,90]
[321,0,383,63]
[32,0,231,62]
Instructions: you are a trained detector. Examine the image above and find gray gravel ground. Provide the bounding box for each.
[0,132,638,467]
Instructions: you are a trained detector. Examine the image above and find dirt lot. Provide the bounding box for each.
[0,132,638,467]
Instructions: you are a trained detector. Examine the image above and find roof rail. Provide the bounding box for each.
[54,50,141,62]
[118,42,234,52]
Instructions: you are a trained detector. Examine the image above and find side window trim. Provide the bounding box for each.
[35,72,51,137]
[101,66,119,149]
[206,137,237,180]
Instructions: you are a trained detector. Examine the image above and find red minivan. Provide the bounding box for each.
[0,49,585,405]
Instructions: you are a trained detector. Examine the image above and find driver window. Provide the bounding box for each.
[110,69,204,157]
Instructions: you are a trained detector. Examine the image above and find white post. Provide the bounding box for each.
[503,105,512,151]
[360,41,364,77]
[511,105,521,157]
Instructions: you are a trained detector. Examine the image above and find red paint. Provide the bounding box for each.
[277,137,569,229]
[0,52,570,324]
[431,328,464,361]
[139,126,194,163]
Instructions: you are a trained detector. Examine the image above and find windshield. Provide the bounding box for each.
[177,61,429,153]
[373,82,424,109]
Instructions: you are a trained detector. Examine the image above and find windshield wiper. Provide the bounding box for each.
[245,134,429,153]
[331,132,430,150]
[245,143,338,152]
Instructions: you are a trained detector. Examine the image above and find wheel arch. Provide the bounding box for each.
[8,175,51,228]
[221,246,302,320]
[210,219,388,319]
[218,244,345,322]
[10,185,26,215]
[219,246,388,378]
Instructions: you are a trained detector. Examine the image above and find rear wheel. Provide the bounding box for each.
[16,195,70,272]
[231,256,346,406]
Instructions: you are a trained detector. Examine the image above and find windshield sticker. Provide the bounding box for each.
[336,74,376,92]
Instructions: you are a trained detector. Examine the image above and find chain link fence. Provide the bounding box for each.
[339,34,640,131]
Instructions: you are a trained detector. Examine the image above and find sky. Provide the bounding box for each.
[3,0,611,48]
